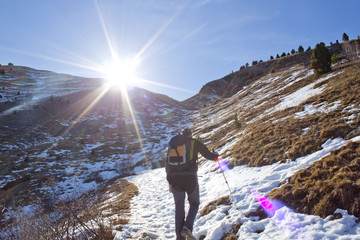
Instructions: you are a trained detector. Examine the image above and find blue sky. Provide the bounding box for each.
[0,0,359,101]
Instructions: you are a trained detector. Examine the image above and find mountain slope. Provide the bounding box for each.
[183,39,360,110]
[191,62,359,167]
[0,66,191,208]
[182,51,312,109]
[112,58,360,239]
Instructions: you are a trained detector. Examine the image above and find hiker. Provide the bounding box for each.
[166,128,219,240]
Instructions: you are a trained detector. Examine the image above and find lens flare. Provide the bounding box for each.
[250,189,285,218]
[215,156,230,172]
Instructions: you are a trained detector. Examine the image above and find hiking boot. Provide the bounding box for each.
[181,226,196,240]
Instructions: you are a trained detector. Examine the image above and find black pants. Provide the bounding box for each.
[171,174,200,240]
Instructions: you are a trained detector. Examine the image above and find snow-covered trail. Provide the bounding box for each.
[114,136,360,240]
[117,168,176,239]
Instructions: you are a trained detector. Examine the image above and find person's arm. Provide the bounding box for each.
[195,140,219,160]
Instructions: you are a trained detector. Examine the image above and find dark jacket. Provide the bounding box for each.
[166,137,218,191]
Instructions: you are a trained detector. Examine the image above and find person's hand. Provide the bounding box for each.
[212,148,219,157]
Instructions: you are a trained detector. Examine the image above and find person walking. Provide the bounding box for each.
[166,128,219,240]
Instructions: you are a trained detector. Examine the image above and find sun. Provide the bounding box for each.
[103,57,139,89]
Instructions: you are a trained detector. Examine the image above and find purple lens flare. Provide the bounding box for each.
[250,189,285,218]
[215,156,230,172]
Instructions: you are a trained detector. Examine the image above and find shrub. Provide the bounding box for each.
[310,42,332,75]
[234,114,241,128]
[298,45,304,53]
[1,180,138,239]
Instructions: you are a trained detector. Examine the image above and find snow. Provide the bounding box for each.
[295,100,342,119]
[113,136,360,239]
[273,72,341,112]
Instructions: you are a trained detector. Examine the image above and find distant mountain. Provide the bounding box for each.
[0,66,191,206]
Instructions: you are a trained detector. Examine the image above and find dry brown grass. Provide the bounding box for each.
[199,195,231,217]
[268,141,360,218]
[220,222,242,240]
[100,179,139,217]
[225,63,360,167]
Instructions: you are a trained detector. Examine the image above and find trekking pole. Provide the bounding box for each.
[221,167,232,196]
[214,151,233,200]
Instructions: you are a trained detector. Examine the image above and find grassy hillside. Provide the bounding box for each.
[192,61,359,168]
[189,59,360,228]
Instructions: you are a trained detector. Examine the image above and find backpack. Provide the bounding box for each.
[166,135,195,171]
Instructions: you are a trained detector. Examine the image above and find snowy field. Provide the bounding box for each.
[113,136,360,240]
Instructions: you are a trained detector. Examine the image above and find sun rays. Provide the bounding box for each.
[3,1,192,169]
[100,56,141,91]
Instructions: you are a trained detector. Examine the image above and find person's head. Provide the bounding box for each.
[182,128,192,138]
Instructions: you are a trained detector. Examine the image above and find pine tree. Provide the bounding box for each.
[310,42,332,75]
[291,49,296,54]
[342,32,349,41]
[298,45,304,53]
[270,56,274,60]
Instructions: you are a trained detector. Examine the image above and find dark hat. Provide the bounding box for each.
[182,128,192,136]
